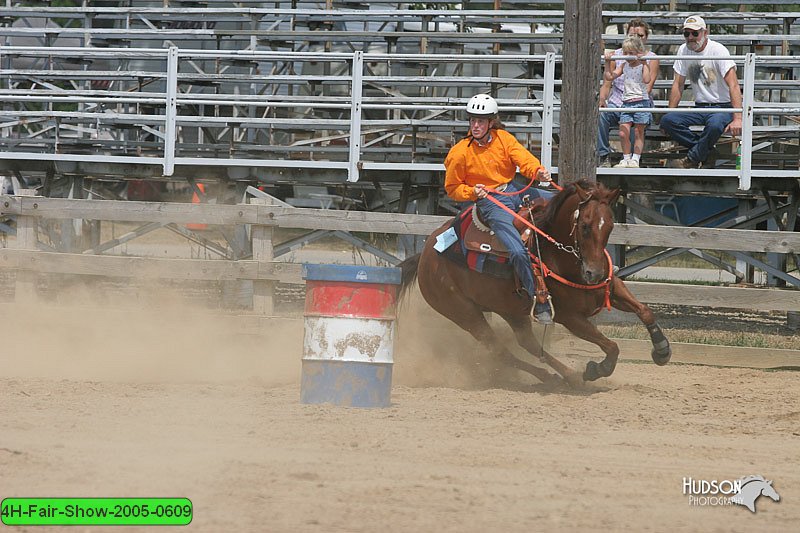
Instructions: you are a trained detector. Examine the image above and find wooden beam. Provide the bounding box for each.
[608,224,800,254]
[549,334,800,370]
[4,196,800,253]
[559,0,602,183]
[1,248,795,312]
[0,195,259,225]
[261,207,447,235]
[0,195,449,233]
[0,249,304,284]
[625,281,799,313]
[0,249,800,312]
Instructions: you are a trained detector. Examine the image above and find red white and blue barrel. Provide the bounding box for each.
[301,264,401,408]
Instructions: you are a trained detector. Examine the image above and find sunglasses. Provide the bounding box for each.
[630,33,647,38]
[683,30,701,38]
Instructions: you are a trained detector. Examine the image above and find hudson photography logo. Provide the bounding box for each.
[683,475,781,513]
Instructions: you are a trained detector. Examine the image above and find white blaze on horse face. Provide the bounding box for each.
[598,216,605,232]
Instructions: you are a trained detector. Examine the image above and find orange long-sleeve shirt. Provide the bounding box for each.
[444,128,544,202]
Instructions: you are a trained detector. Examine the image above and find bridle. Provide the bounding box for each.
[487,180,613,268]
[483,181,614,311]
[555,192,595,262]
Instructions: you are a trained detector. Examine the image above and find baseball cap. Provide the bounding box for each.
[683,15,706,31]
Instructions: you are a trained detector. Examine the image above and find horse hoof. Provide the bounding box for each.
[566,375,585,388]
[652,347,672,366]
[583,361,601,382]
[541,372,561,385]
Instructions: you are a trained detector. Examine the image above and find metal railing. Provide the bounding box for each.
[1,46,799,190]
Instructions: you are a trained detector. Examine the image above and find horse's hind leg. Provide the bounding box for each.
[434,301,559,384]
[502,315,585,387]
[610,277,671,366]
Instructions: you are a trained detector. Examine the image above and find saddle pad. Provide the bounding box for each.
[438,207,513,279]
[441,239,514,279]
[440,197,549,281]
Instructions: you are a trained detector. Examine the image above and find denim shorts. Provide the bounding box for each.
[620,100,652,125]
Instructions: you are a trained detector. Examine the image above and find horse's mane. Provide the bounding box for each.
[533,178,602,232]
[739,475,767,486]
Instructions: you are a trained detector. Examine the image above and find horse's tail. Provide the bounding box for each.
[397,253,421,302]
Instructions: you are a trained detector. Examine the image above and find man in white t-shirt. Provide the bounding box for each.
[660,15,743,168]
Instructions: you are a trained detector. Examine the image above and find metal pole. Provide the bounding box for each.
[347,51,364,182]
[163,46,178,176]
[739,52,756,191]
[541,52,556,170]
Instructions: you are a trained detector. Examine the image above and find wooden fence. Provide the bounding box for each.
[1,191,798,314]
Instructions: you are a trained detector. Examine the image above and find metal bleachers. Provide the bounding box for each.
[0,1,798,201]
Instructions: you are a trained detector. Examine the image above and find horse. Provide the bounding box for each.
[398,179,672,387]
[732,476,781,513]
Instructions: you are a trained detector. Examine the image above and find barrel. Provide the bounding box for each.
[300,264,401,408]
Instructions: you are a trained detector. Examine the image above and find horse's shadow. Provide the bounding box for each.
[536,380,611,396]
[455,366,614,396]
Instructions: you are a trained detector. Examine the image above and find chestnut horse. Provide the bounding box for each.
[398,179,671,386]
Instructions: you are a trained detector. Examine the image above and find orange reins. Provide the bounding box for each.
[482,177,614,310]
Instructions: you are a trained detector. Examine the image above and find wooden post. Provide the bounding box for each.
[233,181,251,260]
[560,0,602,184]
[12,189,38,301]
[60,176,84,252]
[788,311,800,331]
[736,199,755,283]
[609,199,627,269]
[249,197,274,315]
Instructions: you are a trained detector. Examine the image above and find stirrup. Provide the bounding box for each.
[531,295,555,325]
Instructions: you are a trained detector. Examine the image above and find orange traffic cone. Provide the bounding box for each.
[186,183,207,231]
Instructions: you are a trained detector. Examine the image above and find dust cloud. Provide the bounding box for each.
[0,279,302,385]
[1,276,550,390]
[393,287,549,390]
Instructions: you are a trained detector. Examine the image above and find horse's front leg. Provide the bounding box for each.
[503,315,585,387]
[558,315,621,381]
[610,277,671,366]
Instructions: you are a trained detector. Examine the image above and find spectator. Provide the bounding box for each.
[604,36,654,168]
[659,15,743,169]
[598,18,659,167]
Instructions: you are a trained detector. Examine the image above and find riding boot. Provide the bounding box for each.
[531,300,553,325]
[530,264,553,324]
[532,264,550,304]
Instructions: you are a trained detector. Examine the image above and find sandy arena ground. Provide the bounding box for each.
[1,288,798,532]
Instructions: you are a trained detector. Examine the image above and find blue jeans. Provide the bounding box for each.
[476,181,536,298]
[659,103,733,163]
[598,104,623,158]
[620,100,652,125]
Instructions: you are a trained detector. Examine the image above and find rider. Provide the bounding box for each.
[444,94,554,324]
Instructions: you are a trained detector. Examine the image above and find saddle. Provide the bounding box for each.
[462,197,548,257]
[460,198,551,304]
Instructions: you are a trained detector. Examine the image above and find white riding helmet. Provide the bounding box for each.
[466,94,498,117]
